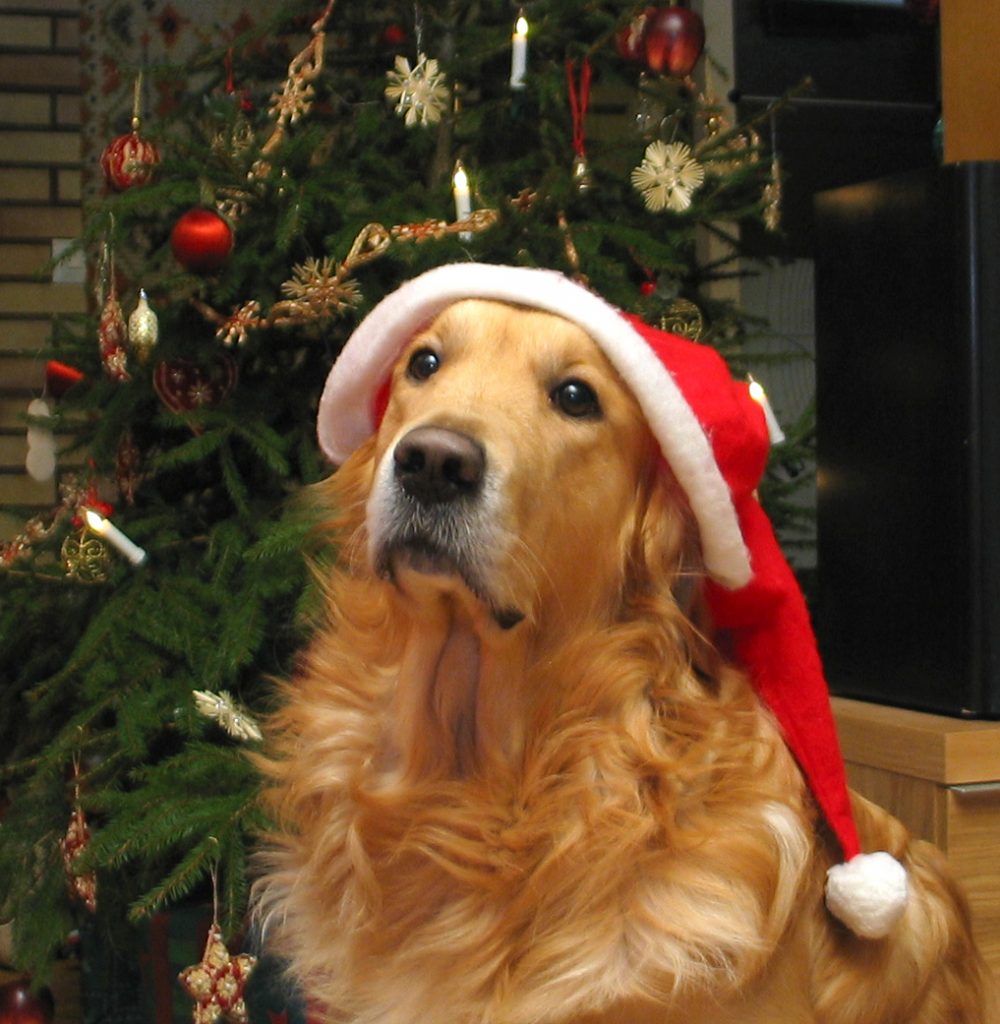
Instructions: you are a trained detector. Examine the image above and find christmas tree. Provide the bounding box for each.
[0,0,807,1002]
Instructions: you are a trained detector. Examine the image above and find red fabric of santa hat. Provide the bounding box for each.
[316,262,908,940]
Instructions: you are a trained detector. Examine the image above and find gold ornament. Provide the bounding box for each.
[571,154,593,194]
[762,154,782,232]
[660,298,704,341]
[128,289,159,362]
[61,530,111,584]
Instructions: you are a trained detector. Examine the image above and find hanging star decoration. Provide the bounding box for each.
[384,53,449,127]
[193,689,263,742]
[631,140,705,213]
[179,923,257,1024]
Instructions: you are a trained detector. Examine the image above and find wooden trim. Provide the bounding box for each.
[833,698,1000,785]
[941,0,1000,163]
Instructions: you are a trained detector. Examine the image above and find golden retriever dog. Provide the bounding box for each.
[256,271,995,1023]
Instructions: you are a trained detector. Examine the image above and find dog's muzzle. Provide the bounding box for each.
[369,426,524,630]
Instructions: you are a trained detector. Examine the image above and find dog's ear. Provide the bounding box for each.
[625,461,704,618]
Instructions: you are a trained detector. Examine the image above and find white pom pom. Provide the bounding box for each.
[825,851,909,939]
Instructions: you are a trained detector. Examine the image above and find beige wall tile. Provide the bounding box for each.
[0,167,50,201]
[0,355,46,390]
[0,281,87,314]
[54,15,80,51]
[56,167,80,201]
[0,92,51,126]
[0,130,80,165]
[55,93,81,127]
[0,469,56,506]
[0,15,52,49]
[0,319,54,352]
[0,243,51,276]
[0,55,80,90]
[0,205,83,239]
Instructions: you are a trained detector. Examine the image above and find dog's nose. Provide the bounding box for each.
[393,427,485,504]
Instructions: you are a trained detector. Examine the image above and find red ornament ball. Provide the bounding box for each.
[100,130,160,190]
[643,6,706,77]
[0,979,54,1024]
[170,208,234,275]
[639,280,657,296]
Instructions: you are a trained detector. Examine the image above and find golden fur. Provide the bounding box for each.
[256,300,996,1023]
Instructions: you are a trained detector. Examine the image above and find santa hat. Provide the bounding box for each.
[316,262,908,940]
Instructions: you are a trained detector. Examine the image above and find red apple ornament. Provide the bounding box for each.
[643,6,705,77]
[170,208,234,274]
[0,979,54,1024]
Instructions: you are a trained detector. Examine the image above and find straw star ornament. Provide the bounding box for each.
[179,923,257,1024]
[385,53,449,127]
[631,140,705,213]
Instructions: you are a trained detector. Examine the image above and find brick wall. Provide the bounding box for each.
[0,0,85,541]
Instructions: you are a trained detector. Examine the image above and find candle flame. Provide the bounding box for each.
[747,375,786,445]
[453,162,469,191]
[515,14,528,35]
[84,509,107,534]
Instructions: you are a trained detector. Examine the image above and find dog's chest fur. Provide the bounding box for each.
[259,602,817,1024]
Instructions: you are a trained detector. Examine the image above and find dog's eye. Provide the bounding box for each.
[407,348,441,382]
[551,379,601,419]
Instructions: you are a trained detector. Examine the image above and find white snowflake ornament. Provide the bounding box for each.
[385,53,449,127]
[631,140,705,213]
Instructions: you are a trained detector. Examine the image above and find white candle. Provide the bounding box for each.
[453,161,472,240]
[510,14,528,90]
[452,161,471,220]
[748,376,786,445]
[85,509,148,566]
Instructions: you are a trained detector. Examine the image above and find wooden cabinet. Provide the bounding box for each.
[833,697,1000,976]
